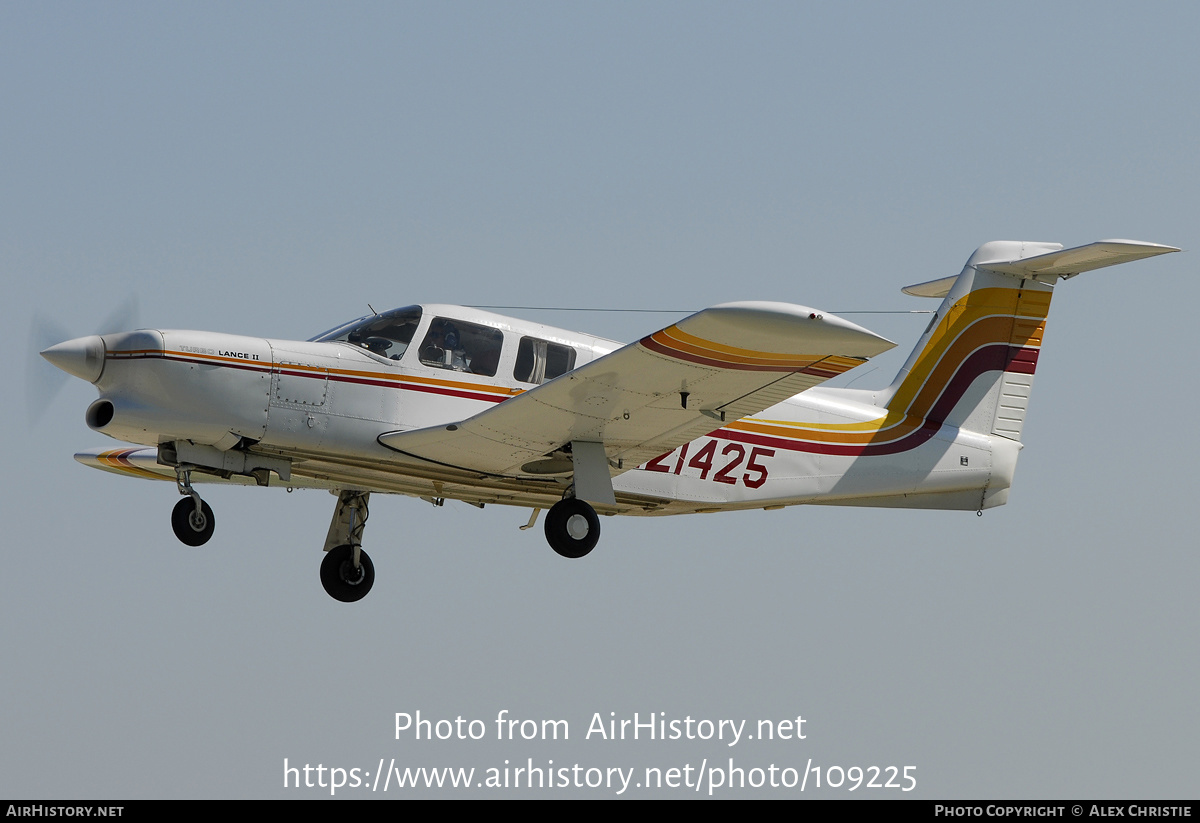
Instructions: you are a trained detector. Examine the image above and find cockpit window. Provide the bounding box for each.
[311,306,423,360]
[514,336,577,384]
[418,317,503,376]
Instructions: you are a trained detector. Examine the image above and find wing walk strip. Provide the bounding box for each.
[106,349,518,405]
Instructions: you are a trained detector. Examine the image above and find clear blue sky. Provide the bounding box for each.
[3,2,1196,798]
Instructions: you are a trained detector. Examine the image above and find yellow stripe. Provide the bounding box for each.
[651,328,858,371]
[728,411,911,443]
[738,413,890,433]
[888,287,1050,412]
[661,325,820,364]
[97,449,169,481]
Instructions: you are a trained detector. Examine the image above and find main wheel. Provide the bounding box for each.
[171,497,215,546]
[544,498,600,559]
[320,544,375,602]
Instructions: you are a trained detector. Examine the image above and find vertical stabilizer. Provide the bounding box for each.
[884,240,1177,442]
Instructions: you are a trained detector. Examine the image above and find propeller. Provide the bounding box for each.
[26,296,139,427]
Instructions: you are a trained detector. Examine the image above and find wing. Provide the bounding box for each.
[378,302,893,500]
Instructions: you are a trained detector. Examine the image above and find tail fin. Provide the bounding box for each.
[881,240,1177,441]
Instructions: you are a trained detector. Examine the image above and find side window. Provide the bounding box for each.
[514,337,577,384]
[418,318,504,376]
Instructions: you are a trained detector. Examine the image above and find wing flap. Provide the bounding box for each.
[379,302,894,477]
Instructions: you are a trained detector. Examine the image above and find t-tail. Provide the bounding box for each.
[867,239,1177,506]
[884,240,1176,438]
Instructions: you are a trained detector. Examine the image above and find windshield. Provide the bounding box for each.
[311,306,423,360]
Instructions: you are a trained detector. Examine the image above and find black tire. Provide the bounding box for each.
[171,497,215,546]
[320,544,375,602]
[544,498,600,559]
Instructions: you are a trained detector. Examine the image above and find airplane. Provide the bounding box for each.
[40,239,1177,602]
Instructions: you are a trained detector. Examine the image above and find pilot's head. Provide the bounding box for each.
[430,321,460,349]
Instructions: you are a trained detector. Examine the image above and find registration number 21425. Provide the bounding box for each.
[641,438,775,489]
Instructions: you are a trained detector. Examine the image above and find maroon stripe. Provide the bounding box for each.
[395,382,509,403]
[1006,347,1039,373]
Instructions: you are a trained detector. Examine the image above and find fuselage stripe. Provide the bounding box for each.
[716,343,1037,455]
[106,349,515,405]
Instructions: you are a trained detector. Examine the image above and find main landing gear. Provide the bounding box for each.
[171,466,215,546]
[320,543,375,603]
[544,496,600,559]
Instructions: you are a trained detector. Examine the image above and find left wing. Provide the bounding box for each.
[378,302,893,499]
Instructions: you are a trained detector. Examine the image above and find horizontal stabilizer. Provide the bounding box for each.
[901,275,958,299]
[979,240,1179,279]
[902,240,1178,297]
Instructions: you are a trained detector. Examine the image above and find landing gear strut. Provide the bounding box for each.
[544,497,600,559]
[321,490,374,602]
[171,466,215,546]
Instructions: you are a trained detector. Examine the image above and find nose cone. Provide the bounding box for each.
[41,335,107,383]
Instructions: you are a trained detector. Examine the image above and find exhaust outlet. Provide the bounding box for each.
[85,399,115,430]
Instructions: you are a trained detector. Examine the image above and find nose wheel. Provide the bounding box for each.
[170,466,216,546]
[171,496,215,546]
[545,497,600,558]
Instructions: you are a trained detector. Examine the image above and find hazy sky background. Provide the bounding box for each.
[3,2,1197,798]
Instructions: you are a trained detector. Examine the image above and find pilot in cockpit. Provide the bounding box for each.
[420,319,469,370]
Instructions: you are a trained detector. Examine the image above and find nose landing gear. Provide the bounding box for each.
[171,465,215,546]
[171,496,215,546]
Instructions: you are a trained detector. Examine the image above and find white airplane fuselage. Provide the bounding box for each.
[77,304,1004,517]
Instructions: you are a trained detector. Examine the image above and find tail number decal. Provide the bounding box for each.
[642,438,775,489]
